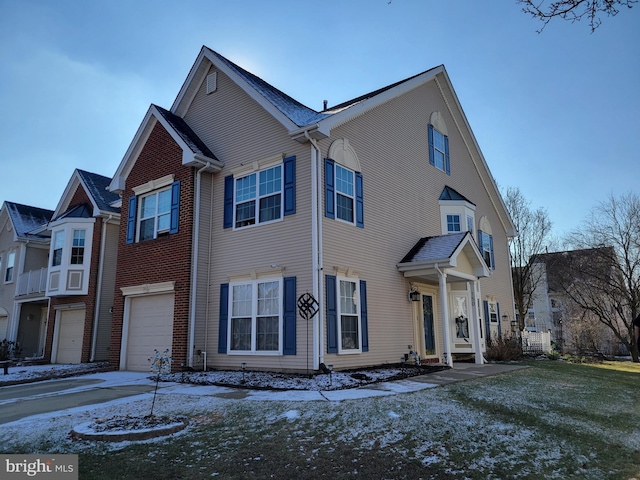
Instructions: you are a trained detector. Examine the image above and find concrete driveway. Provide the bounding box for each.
[0,372,157,424]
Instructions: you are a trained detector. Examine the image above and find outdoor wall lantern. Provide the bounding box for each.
[408,284,420,302]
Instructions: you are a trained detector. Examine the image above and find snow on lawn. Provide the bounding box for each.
[0,364,623,479]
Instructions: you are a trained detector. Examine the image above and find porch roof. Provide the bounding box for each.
[397,232,490,283]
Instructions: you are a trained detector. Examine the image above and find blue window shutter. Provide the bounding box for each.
[223,175,234,228]
[284,156,296,216]
[496,302,502,337]
[126,195,137,244]
[444,135,450,175]
[489,235,495,270]
[355,172,364,228]
[483,300,490,342]
[428,124,435,167]
[478,230,484,260]
[169,180,180,234]
[360,280,369,352]
[283,276,297,355]
[326,275,338,353]
[218,283,229,354]
[324,159,335,219]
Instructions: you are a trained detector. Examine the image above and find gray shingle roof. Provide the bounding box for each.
[5,202,53,239]
[153,105,218,160]
[401,232,467,264]
[76,170,120,214]
[208,49,330,127]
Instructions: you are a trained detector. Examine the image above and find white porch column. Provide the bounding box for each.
[436,265,453,367]
[469,281,484,364]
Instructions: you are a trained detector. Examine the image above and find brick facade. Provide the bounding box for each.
[110,122,195,371]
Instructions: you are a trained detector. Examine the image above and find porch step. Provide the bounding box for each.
[452,353,475,363]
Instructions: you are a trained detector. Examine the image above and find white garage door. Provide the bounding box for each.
[126,293,174,371]
[0,316,7,340]
[56,309,85,364]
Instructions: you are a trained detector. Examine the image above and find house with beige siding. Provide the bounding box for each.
[0,202,53,357]
[108,46,516,372]
[43,169,120,364]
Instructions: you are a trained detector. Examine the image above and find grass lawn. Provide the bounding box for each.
[4,360,640,479]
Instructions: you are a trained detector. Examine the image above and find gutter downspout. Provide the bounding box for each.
[305,131,323,370]
[435,263,453,367]
[90,214,113,362]
[203,170,215,371]
[188,162,211,369]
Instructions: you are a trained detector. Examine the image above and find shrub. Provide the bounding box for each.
[486,336,523,361]
[0,339,21,361]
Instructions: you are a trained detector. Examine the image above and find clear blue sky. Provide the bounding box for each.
[1,0,638,238]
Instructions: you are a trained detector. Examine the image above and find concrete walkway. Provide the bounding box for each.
[0,363,527,424]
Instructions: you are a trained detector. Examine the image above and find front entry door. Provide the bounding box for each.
[423,295,436,356]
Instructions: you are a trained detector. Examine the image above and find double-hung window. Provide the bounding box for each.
[428,124,450,174]
[52,231,64,266]
[338,278,360,352]
[234,165,282,228]
[126,176,180,244]
[335,165,355,223]
[224,156,296,230]
[229,279,282,353]
[325,275,369,354]
[4,251,15,283]
[478,229,495,270]
[70,230,86,264]
[139,187,172,241]
[324,159,364,227]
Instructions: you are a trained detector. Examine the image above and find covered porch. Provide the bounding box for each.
[397,232,490,367]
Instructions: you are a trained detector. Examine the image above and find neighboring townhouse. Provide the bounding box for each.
[0,201,53,357]
[108,46,516,373]
[43,169,120,364]
[530,247,622,355]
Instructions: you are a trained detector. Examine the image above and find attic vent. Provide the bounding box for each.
[206,72,217,94]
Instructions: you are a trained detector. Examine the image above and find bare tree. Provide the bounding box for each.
[518,0,637,32]
[559,192,640,361]
[504,187,554,330]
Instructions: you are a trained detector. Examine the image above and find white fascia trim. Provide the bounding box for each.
[52,171,101,220]
[108,107,157,193]
[436,72,517,237]
[108,105,222,194]
[53,302,86,311]
[172,48,299,134]
[121,281,176,297]
[307,66,444,138]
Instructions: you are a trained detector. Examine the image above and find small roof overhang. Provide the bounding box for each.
[397,232,490,283]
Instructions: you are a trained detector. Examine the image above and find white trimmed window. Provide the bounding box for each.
[46,220,94,296]
[52,231,64,267]
[234,165,282,228]
[138,187,172,241]
[70,230,86,264]
[338,277,361,353]
[229,278,282,354]
[446,214,461,233]
[335,165,355,223]
[4,251,15,283]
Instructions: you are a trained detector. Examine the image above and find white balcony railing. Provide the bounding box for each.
[16,268,48,296]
